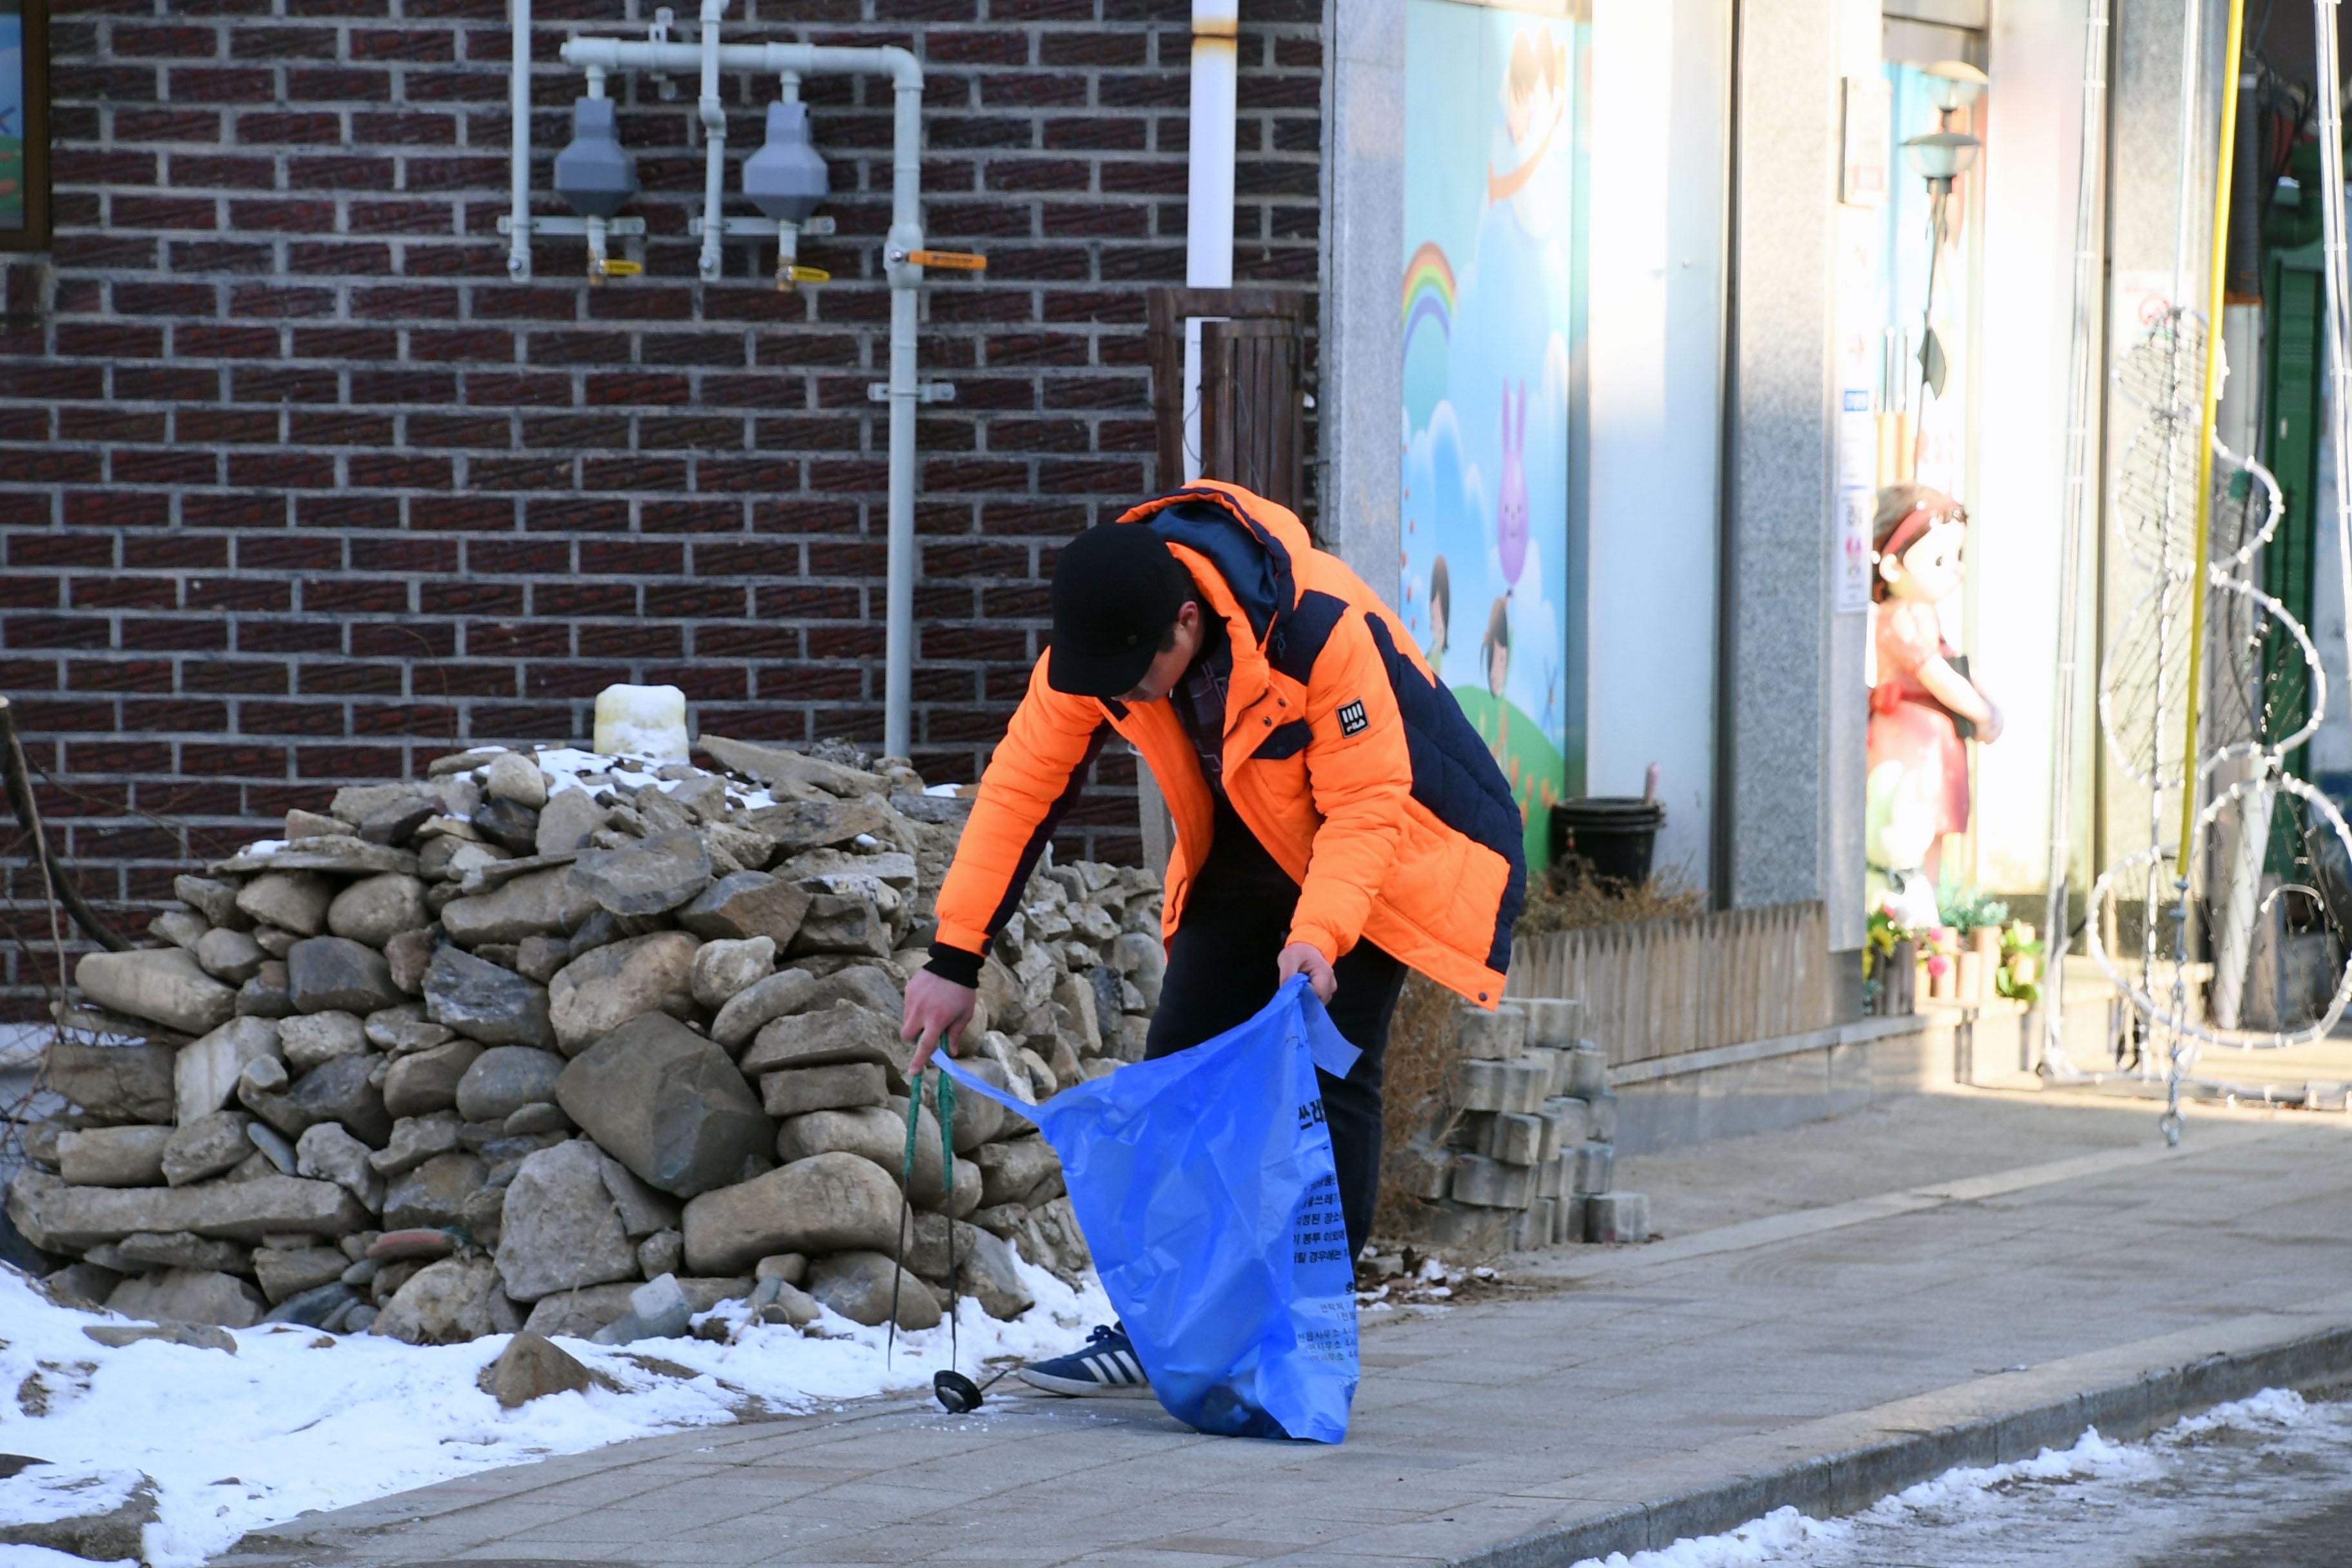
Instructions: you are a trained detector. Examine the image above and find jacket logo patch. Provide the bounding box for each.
[1337,700,1368,737]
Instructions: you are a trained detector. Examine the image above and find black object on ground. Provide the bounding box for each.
[1551,796,1666,886]
[933,1367,1014,1414]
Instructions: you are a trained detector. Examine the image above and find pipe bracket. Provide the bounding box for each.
[870,382,956,404]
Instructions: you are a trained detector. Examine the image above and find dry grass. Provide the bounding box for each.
[1513,867,1708,936]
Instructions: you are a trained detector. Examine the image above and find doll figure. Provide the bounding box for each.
[1867,485,2000,922]
[1426,555,1451,668]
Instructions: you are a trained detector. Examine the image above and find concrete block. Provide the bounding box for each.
[1534,1155,1563,1199]
[1455,1110,1496,1151]
[1504,1058,1550,1115]
[1522,997,1579,1049]
[1457,1061,1511,1112]
[1568,1042,1609,1097]
[1588,1088,1618,1143]
[1534,1106,1565,1164]
[1544,1095,1593,1147]
[1456,1002,1527,1061]
[1404,1146,1451,1201]
[1522,1046,1564,1099]
[1587,1190,1649,1244]
[1450,1153,1533,1209]
[1571,1141,1615,1195]
[1511,1197,1556,1251]
[1554,1193,1588,1244]
[1389,1199,1511,1251]
[1489,1112,1544,1166]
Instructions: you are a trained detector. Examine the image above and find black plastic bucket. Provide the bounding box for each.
[1551,797,1665,887]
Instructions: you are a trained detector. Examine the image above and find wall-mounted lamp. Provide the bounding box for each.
[1903,129,1982,195]
[1902,63,1988,406]
[1919,59,1988,121]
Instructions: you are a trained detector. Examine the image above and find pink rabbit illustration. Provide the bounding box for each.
[1496,380,1529,587]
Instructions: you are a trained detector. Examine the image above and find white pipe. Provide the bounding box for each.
[557,32,926,758]
[2317,4,2352,795]
[1182,0,1237,483]
[883,74,923,761]
[696,0,727,283]
[508,0,531,281]
[2039,0,2110,1070]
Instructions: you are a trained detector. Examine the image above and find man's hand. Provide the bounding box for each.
[903,969,978,1075]
[1277,941,1337,1003]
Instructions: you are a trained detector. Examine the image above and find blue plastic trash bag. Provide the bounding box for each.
[937,976,1362,1443]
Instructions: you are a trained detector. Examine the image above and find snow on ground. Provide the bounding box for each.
[1567,1389,2317,1568]
[0,1260,1112,1568]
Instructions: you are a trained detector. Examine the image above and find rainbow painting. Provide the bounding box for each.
[1400,241,1455,355]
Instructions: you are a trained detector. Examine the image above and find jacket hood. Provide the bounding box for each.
[1118,485,1311,646]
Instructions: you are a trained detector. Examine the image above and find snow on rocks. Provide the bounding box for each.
[13,733,1158,1365]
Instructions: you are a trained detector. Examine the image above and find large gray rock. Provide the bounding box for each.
[74,947,237,1035]
[235,870,335,936]
[252,1245,350,1305]
[176,874,246,927]
[327,873,431,948]
[534,787,609,857]
[52,1041,178,1124]
[956,1223,1035,1320]
[195,926,267,985]
[804,1250,941,1331]
[740,1001,912,1086]
[288,936,405,1015]
[709,966,822,1051]
[280,1054,393,1147]
[554,1012,769,1199]
[977,1135,1064,1210]
[521,1280,638,1341]
[424,945,555,1049]
[494,1139,638,1302]
[106,1267,266,1329]
[598,1150,681,1237]
[776,1099,969,1212]
[455,1046,566,1124]
[382,1039,483,1119]
[787,895,892,958]
[56,1125,171,1188]
[369,1111,462,1178]
[175,1017,282,1125]
[371,1255,511,1345]
[805,966,906,1019]
[162,1110,255,1186]
[478,1330,611,1407]
[549,931,700,1055]
[759,1062,887,1119]
[382,1151,485,1231]
[110,1230,246,1272]
[276,1010,365,1073]
[570,829,712,916]
[440,867,594,949]
[680,1152,902,1275]
[222,836,420,879]
[485,750,549,807]
[0,1465,162,1563]
[295,1122,385,1211]
[690,936,776,1010]
[743,793,897,851]
[678,871,813,947]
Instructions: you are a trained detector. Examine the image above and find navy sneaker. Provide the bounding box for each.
[1017,1324,1154,1398]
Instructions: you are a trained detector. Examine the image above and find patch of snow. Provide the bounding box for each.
[0,1258,1110,1568]
[924,783,963,798]
[0,1462,144,1526]
[241,840,285,858]
[2168,1385,2309,1437]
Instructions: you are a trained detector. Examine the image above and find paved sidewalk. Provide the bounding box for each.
[217,1094,2352,1567]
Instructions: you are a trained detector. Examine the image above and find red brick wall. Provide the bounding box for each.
[0,0,1324,1006]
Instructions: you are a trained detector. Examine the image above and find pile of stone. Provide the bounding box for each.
[1388,997,1647,1251]
[5,734,1166,1346]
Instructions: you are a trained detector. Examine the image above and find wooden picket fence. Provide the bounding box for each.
[1505,901,1832,1068]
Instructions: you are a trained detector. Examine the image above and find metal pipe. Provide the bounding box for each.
[883,73,924,761]
[2317,2,2352,789]
[2040,0,2112,1072]
[696,0,727,283]
[508,0,532,281]
[556,32,926,758]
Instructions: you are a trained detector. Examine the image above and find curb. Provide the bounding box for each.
[1454,1310,2352,1567]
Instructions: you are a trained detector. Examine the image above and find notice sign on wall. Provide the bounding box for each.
[1397,0,1585,872]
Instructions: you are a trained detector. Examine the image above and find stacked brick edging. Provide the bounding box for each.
[0,0,1326,1013]
[1390,997,1649,1252]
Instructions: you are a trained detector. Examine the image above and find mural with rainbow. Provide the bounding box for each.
[1397,0,1585,874]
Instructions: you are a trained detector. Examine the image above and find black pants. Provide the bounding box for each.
[1142,814,1406,1260]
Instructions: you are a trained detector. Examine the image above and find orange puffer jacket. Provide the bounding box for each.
[932,482,1528,1007]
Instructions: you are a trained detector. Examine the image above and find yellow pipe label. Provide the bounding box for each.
[907,250,987,271]
[596,259,643,277]
[786,266,831,284]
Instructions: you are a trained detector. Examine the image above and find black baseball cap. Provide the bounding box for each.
[1048,524,1192,697]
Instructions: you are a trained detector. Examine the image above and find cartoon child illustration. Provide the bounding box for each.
[1426,555,1451,668]
[1496,384,1529,589]
[1481,595,1511,767]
